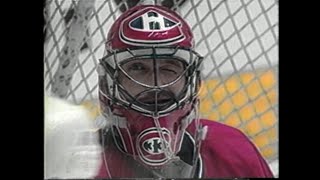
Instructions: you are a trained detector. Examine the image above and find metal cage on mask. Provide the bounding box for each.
[99,46,203,117]
[97,46,205,178]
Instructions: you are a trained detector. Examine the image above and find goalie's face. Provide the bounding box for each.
[118,58,186,111]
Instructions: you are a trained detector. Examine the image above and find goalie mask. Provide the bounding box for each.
[98,5,204,178]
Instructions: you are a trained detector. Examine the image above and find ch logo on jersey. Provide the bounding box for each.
[142,137,168,154]
[120,7,186,46]
[137,127,172,166]
[129,11,178,31]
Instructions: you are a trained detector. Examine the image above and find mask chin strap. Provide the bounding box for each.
[150,111,194,178]
[150,111,197,178]
[151,100,208,178]
[152,113,176,161]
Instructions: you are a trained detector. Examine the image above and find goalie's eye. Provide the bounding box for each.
[159,61,184,75]
[120,59,185,86]
[127,62,149,76]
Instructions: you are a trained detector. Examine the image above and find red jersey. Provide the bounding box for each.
[194,119,274,178]
[95,119,274,178]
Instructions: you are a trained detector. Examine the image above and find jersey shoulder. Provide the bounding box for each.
[201,119,248,142]
[199,119,254,155]
[198,119,274,178]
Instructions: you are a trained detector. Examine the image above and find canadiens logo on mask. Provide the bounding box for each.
[137,127,172,166]
[119,7,185,46]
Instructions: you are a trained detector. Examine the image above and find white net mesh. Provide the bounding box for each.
[44,0,278,176]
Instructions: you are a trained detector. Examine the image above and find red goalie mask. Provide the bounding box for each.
[98,4,203,178]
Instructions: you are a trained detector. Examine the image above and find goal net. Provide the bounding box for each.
[44,0,278,176]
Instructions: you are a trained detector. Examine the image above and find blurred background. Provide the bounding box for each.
[44,0,278,177]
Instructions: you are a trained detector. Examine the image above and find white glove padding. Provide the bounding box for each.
[44,96,102,179]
